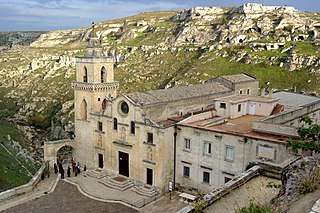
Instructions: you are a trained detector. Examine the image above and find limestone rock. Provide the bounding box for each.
[230,3,298,15]
[171,7,223,22]
[118,29,137,42]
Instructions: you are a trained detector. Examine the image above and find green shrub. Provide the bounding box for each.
[298,163,320,195]
[235,200,275,213]
[31,114,50,129]
[299,180,317,195]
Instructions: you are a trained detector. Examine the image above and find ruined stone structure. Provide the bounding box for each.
[44,29,320,194]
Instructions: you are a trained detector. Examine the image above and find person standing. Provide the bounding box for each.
[77,161,81,174]
[67,166,71,177]
[61,169,65,179]
[84,165,87,177]
[72,161,76,172]
[54,163,58,174]
[75,167,78,176]
[58,163,63,174]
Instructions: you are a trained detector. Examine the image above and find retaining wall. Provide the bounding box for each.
[0,164,45,201]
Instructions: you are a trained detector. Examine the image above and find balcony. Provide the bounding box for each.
[71,81,119,91]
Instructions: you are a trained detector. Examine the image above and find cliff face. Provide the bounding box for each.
[0,3,320,142]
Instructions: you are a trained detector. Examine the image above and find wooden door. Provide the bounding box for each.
[98,153,103,168]
[119,151,129,177]
[147,168,153,185]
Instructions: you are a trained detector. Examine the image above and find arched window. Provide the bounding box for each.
[101,66,107,83]
[130,121,135,134]
[102,99,107,111]
[83,66,88,82]
[80,99,87,120]
[113,117,118,130]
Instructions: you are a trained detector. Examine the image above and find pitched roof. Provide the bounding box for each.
[126,82,231,106]
[214,73,256,83]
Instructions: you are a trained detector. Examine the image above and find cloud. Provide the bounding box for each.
[1,0,320,31]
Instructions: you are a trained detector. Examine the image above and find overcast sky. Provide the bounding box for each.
[1,0,320,31]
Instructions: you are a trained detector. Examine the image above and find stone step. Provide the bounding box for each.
[132,184,159,197]
[87,168,109,179]
[98,175,134,191]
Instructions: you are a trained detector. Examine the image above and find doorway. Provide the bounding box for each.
[119,151,129,177]
[147,168,153,185]
[249,102,256,115]
[98,153,104,168]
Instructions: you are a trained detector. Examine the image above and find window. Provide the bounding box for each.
[247,89,250,95]
[203,171,210,184]
[98,121,103,131]
[80,99,87,120]
[102,99,107,110]
[184,138,191,150]
[147,132,153,144]
[204,142,211,155]
[220,103,226,109]
[225,146,234,161]
[120,101,129,114]
[113,118,118,130]
[237,104,241,112]
[83,66,88,82]
[130,121,135,134]
[239,90,243,94]
[183,166,190,178]
[101,67,106,83]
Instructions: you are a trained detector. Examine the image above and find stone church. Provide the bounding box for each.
[45,28,320,194]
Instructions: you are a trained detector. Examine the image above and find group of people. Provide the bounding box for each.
[54,160,87,179]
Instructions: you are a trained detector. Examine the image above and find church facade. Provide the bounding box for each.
[69,31,261,191]
[45,30,320,194]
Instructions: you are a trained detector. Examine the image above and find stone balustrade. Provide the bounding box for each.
[71,81,119,91]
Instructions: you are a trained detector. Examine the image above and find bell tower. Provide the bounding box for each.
[72,23,119,121]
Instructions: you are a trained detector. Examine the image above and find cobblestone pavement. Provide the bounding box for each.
[2,181,137,213]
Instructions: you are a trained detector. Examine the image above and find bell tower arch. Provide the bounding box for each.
[72,23,119,120]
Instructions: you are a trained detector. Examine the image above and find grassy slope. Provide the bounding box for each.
[115,49,319,94]
[0,121,34,192]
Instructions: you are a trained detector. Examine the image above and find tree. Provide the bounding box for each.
[288,116,320,153]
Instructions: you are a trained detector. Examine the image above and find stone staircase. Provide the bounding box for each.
[98,175,134,191]
[132,184,159,197]
[87,168,109,179]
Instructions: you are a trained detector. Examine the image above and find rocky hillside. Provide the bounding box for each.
[0,31,45,50]
[0,3,320,150]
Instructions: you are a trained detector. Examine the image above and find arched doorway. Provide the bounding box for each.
[56,145,74,166]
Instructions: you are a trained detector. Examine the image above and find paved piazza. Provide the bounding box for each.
[2,181,137,213]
